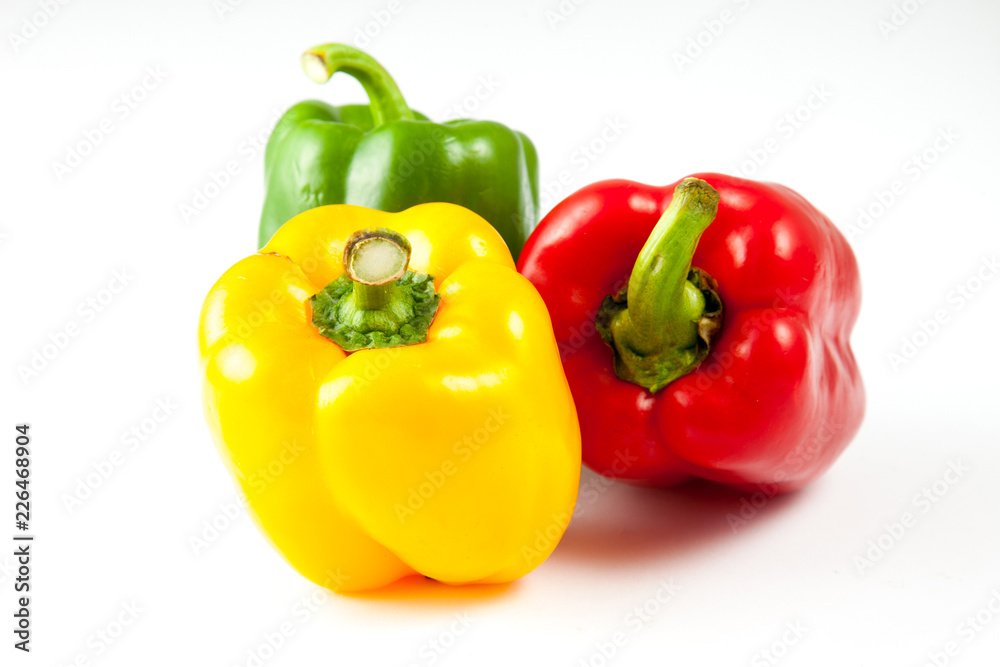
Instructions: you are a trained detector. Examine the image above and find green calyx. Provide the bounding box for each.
[310,228,440,351]
[596,178,724,393]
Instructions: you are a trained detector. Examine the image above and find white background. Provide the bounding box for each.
[3,0,999,664]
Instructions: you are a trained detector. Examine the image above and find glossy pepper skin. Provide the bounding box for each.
[517,174,864,492]
[259,43,539,260]
[201,203,579,592]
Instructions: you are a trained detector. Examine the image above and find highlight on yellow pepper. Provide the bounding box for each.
[198,202,581,592]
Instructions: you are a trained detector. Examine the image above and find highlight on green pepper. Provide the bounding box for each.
[259,43,540,260]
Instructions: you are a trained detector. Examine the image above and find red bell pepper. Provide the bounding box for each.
[517,174,864,492]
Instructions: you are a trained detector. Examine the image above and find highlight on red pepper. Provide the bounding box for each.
[517,174,864,492]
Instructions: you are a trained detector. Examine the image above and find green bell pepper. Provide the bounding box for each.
[259,43,540,259]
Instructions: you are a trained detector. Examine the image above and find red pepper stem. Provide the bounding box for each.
[301,43,414,125]
[596,178,723,393]
[625,178,718,352]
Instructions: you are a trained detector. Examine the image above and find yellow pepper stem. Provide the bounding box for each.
[310,228,440,351]
[343,229,411,310]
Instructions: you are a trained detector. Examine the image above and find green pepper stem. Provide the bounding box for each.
[596,178,723,393]
[301,43,415,125]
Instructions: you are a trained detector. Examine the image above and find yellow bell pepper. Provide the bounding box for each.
[198,203,580,592]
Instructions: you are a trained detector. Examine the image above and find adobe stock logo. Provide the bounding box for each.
[672,0,754,72]
[393,408,510,523]
[51,67,168,181]
[877,0,931,38]
[8,0,74,53]
[577,579,681,666]
[887,255,997,372]
[62,398,178,514]
[17,269,135,385]
[853,460,969,574]
[351,0,409,49]
[846,127,959,241]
